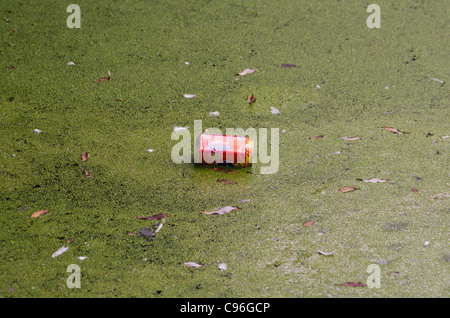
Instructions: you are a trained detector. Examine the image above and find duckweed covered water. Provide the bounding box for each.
[0,0,449,298]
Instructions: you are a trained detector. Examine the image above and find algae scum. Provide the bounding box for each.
[0,0,449,297]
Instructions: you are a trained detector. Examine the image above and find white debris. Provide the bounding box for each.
[52,246,69,258]
[185,62,190,65]
[147,149,154,153]
[331,151,341,155]
[209,111,219,117]
[424,241,430,247]
[218,263,228,271]
[174,126,189,132]
[33,129,42,133]
[183,94,197,98]
[317,249,336,256]
[270,107,280,115]
[77,256,88,260]
[67,62,77,65]
[360,178,388,183]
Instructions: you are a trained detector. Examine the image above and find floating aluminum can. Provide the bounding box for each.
[197,134,252,167]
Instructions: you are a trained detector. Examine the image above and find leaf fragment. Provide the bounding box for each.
[30,209,50,218]
[411,187,419,194]
[357,178,388,183]
[52,246,69,258]
[270,106,280,114]
[336,282,367,287]
[81,152,88,162]
[217,179,236,184]
[303,221,316,227]
[309,135,324,140]
[339,186,357,193]
[383,127,404,134]
[95,69,111,82]
[82,166,94,178]
[136,213,168,220]
[173,126,189,132]
[318,249,336,256]
[184,262,205,268]
[247,95,256,104]
[202,206,241,215]
[281,63,297,68]
[237,68,257,76]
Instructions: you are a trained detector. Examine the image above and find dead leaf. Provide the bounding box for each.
[270,106,280,115]
[202,206,241,215]
[336,282,367,287]
[339,187,357,193]
[383,127,404,134]
[52,246,69,258]
[237,68,257,76]
[138,228,155,241]
[82,166,94,178]
[128,232,136,236]
[217,179,236,184]
[8,65,15,69]
[211,168,236,173]
[309,135,324,140]
[357,178,388,183]
[247,95,256,104]
[412,188,419,194]
[318,249,336,256]
[30,209,50,218]
[95,69,111,82]
[184,262,205,268]
[136,213,168,220]
[281,64,297,68]
[339,136,361,141]
[303,221,316,227]
[81,152,88,162]
[67,238,73,244]
[117,98,126,101]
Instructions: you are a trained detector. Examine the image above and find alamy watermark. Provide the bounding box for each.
[171,120,279,174]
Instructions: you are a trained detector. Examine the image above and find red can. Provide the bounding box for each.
[197,134,253,167]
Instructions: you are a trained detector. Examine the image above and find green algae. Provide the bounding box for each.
[0,0,449,298]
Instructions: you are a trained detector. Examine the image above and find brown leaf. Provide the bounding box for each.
[411,188,419,194]
[339,186,357,193]
[211,168,236,173]
[247,95,256,104]
[82,166,94,178]
[217,179,236,184]
[30,209,50,218]
[202,206,241,215]
[336,282,367,287]
[281,64,297,68]
[136,213,168,221]
[383,127,404,134]
[237,68,257,76]
[184,262,205,268]
[303,221,316,227]
[8,65,15,69]
[128,232,136,236]
[95,69,111,82]
[309,135,324,140]
[67,238,73,244]
[81,152,88,162]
